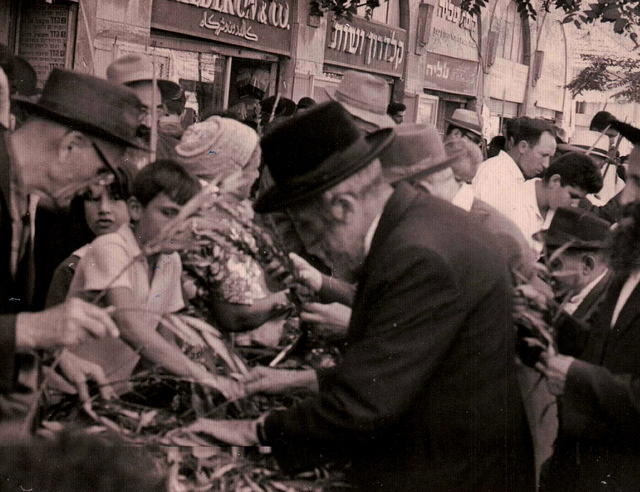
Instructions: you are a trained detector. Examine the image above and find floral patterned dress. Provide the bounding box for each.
[181,198,281,343]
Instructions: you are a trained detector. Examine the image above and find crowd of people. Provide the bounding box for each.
[1,45,640,491]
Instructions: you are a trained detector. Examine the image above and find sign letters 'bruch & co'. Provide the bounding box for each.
[324,14,407,77]
[151,0,294,56]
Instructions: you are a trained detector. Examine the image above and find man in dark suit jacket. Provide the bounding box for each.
[0,69,142,419]
[538,148,640,491]
[184,102,535,490]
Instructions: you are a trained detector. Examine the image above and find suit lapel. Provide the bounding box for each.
[612,278,640,336]
[366,182,420,262]
[573,271,613,321]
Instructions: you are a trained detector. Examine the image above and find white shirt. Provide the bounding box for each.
[482,178,551,254]
[452,183,475,212]
[473,151,525,219]
[563,270,608,316]
[364,213,382,256]
[587,164,625,207]
[611,269,640,328]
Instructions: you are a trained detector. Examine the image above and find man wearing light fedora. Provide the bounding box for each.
[183,101,534,491]
[0,69,147,420]
[107,53,182,160]
[328,70,395,132]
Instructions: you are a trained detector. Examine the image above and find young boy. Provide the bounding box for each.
[68,160,241,399]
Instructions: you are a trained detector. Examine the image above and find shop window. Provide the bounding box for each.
[493,0,524,64]
[357,0,400,26]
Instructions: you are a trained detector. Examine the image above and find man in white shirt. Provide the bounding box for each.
[473,117,557,219]
[537,144,640,491]
[499,152,603,254]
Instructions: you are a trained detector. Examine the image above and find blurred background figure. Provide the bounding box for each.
[0,43,37,129]
[260,96,296,133]
[387,101,406,124]
[106,53,182,161]
[296,96,316,113]
[327,70,395,133]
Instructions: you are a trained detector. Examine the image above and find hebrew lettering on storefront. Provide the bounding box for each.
[423,52,478,96]
[151,0,294,56]
[324,14,407,77]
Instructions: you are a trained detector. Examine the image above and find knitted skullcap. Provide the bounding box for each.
[175,116,259,180]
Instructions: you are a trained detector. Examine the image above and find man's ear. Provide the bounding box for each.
[57,130,90,163]
[327,192,357,223]
[582,254,596,274]
[516,140,529,154]
[127,197,142,222]
[548,174,562,188]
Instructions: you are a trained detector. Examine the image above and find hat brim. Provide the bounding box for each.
[254,128,394,213]
[15,98,148,150]
[533,229,605,250]
[326,88,396,129]
[444,118,482,136]
[389,150,468,184]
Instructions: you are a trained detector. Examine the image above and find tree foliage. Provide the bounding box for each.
[567,55,640,102]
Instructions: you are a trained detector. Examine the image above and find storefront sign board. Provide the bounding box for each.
[426,0,479,62]
[18,4,73,87]
[151,0,294,56]
[423,52,478,97]
[324,14,407,78]
[487,57,528,103]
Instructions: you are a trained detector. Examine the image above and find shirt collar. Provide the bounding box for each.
[498,150,525,183]
[564,269,608,315]
[452,183,475,212]
[364,213,382,256]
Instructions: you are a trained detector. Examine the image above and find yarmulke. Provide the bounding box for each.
[175,117,259,180]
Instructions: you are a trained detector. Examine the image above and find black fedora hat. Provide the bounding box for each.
[535,206,611,250]
[254,101,393,213]
[16,69,147,150]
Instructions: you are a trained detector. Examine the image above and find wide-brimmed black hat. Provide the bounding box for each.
[534,206,611,250]
[16,69,148,172]
[254,101,394,213]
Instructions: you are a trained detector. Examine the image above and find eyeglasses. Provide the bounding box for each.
[462,131,483,146]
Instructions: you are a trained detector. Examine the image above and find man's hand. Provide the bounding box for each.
[301,302,351,339]
[183,418,259,446]
[198,374,246,401]
[241,366,318,395]
[535,353,575,395]
[15,298,119,351]
[56,350,116,402]
[289,253,323,293]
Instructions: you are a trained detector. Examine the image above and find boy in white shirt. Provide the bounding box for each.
[68,160,241,399]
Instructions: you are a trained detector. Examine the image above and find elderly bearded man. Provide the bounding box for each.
[185,102,534,491]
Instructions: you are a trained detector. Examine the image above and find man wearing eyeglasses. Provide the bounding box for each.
[0,69,147,421]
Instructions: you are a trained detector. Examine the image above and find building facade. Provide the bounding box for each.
[0,0,633,143]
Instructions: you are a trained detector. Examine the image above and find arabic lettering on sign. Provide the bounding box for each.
[174,0,290,30]
[327,20,405,71]
[200,12,259,41]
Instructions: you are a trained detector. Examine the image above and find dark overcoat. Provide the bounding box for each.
[264,183,535,491]
[543,273,640,491]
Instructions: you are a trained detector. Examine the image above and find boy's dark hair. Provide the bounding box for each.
[542,152,603,194]
[132,159,201,206]
[510,117,555,147]
[387,102,406,115]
